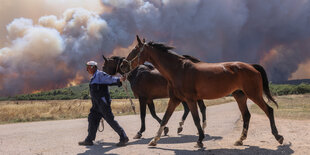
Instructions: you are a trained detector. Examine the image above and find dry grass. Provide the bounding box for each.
[0,100,91,124]
[88,96,235,116]
[0,96,235,124]
[2,93,308,124]
[250,94,310,120]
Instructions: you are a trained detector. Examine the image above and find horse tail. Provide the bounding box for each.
[252,64,278,108]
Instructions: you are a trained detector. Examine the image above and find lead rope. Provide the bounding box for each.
[98,118,104,132]
[119,44,145,114]
[122,76,136,114]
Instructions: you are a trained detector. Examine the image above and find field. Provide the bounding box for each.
[251,94,310,120]
[0,97,235,124]
[1,93,310,124]
[1,82,310,101]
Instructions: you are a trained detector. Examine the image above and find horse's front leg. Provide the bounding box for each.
[147,100,169,136]
[197,100,207,132]
[148,98,180,146]
[178,101,189,134]
[187,100,205,148]
[134,97,147,139]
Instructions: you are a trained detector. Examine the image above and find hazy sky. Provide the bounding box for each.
[0,0,103,47]
[1,0,310,96]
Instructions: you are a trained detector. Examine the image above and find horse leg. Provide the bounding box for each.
[147,100,169,136]
[197,100,207,132]
[148,98,180,146]
[134,97,147,139]
[232,90,250,146]
[247,94,284,144]
[178,101,189,134]
[187,100,205,148]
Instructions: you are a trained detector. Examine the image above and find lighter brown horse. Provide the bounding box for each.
[121,35,284,148]
[102,55,206,138]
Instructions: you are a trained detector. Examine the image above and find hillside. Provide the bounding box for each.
[2,79,310,101]
[1,81,134,101]
[273,79,310,85]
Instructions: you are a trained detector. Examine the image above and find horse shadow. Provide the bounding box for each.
[150,142,294,155]
[77,134,222,155]
[155,134,222,144]
[77,135,293,155]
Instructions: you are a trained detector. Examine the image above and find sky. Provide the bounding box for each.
[1,0,310,96]
[0,0,103,46]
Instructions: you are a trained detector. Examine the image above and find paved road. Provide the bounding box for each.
[0,101,305,154]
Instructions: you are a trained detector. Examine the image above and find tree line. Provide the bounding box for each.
[1,83,310,101]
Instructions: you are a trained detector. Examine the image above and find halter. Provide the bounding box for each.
[114,58,122,75]
[126,43,145,71]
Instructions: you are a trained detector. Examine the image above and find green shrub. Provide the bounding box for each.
[270,83,310,96]
[10,81,134,100]
[6,82,310,101]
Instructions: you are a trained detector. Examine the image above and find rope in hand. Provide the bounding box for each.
[122,77,137,114]
[98,118,104,132]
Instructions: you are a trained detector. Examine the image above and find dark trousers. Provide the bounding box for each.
[85,102,127,142]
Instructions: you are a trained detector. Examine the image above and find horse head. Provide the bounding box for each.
[102,54,125,75]
[120,35,147,73]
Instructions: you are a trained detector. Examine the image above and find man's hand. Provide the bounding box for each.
[120,76,126,82]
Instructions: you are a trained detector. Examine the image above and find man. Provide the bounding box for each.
[79,61,129,146]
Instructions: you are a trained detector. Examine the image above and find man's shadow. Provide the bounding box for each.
[77,134,222,155]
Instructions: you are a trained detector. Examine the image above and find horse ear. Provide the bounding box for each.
[102,54,108,62]
[136,35,142,46]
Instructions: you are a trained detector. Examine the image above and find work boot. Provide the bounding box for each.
[116,137,129,147]
[78,140,93,146]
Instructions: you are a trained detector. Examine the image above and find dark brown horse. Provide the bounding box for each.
[121,35,284,148]
[102,55,206,139]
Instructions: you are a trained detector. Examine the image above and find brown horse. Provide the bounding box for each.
[102,55,206,139]
[121,35,284,148]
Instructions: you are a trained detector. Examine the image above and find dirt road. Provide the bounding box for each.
[0,102,308,155]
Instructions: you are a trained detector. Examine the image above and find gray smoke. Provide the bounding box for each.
[1,0,310,96]
[0,8,129,96]
[101,0,310,82]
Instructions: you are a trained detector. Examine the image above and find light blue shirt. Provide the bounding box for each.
[90,70,120,85]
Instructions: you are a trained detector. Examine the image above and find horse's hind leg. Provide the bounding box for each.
[187,100,205,148]
[148,98,180,146]
[177,101,189,134]
[232,90,250,146]
[247,94,284,144]
[134,97,147,139]
[197,100,206,132]
[147,100,169,136]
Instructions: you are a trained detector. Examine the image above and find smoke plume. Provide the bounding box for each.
[1,0,310,96]
[0,8,117,96]
[102,0,310,82]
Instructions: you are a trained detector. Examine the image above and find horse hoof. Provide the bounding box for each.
[148,140,157,146]
[195,141,203,148]
[177,127,183,134]
[202,121,207,129]
[133,132,142,139]
[234,140,243,146]
[164,127,169,136]
[277,135,284,144]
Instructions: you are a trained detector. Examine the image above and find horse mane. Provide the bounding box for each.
[182,55,201,63]
[147,42,200,63]
[147,42,175,52]
[111,56,125,61]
